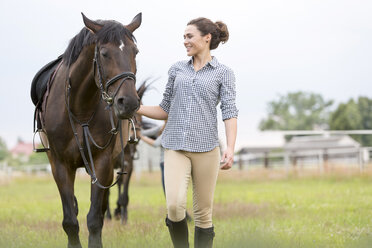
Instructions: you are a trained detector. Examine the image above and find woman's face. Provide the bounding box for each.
[184,25,211,56]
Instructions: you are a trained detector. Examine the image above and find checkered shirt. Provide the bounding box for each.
[159,57,238,152]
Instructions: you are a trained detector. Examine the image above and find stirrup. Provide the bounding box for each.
[33,129,50,152]
[127,118,139,144]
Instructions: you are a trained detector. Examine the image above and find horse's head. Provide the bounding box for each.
[82,13,142,119]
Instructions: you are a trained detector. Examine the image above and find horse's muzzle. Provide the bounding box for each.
[114,96,140,119]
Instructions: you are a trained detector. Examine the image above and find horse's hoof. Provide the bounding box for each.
[68,243,82,248]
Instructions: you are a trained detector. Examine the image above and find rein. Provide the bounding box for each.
[65,44,138,189]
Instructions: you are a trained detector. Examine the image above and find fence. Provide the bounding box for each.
[235,147,372,172]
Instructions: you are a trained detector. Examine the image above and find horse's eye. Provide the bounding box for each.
[100,49,109,58]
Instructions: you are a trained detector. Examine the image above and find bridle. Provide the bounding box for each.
[93,45,136,106]
[65,43,139,189]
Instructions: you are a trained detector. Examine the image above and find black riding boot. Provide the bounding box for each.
[194,226,215,248]
[165,217,189,248]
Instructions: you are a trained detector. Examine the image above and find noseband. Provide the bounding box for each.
[93,45,136,105]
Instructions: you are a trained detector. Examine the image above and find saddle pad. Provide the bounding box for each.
[31,55,63,106]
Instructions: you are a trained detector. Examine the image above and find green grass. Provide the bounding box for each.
[1,168,372,247]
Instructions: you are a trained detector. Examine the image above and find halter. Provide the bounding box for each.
[65,43,139,189]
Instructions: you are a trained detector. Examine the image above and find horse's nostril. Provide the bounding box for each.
[117,97,125,106]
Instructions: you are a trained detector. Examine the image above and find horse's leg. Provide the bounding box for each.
[121,159,133,225]
[87,159,114,248]
[51,160,82,248]
[87,186,106,248]
[114,173,122,219]
[104,189,112,220]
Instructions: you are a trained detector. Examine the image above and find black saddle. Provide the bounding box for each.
[31,55,63,107]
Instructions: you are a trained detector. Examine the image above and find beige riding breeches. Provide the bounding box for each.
[164,147,220,228]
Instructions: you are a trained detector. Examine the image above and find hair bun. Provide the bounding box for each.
[215,21,229,43]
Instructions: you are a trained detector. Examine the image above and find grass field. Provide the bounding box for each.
[1,167,372,248]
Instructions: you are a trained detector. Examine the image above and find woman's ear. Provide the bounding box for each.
[206,33,212,43]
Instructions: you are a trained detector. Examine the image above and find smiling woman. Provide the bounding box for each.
[137,17,238,248]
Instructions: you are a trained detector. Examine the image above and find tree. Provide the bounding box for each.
[259,91,334,130]
[0,137,8,161]
[330,97,372,146]
[329,99,362,130]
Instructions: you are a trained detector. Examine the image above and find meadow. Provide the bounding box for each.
[1,167,372,248]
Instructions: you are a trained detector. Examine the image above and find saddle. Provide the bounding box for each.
[30,55,63,152]
[31,55,63,107]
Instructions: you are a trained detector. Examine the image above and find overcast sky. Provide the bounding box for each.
[0,0,371,150]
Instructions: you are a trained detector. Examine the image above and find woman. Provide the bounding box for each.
[137,17,238,248]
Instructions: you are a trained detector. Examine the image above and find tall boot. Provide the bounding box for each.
[165,217,189,248]
[194,226,215,248]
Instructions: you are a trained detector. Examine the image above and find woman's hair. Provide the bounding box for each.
[187,17,229,50]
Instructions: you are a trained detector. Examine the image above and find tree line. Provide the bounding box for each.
[259,92,372,146]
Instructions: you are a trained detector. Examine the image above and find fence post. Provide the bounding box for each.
[318,150,324,174]
[359,148,364,173]
[264,152,269,169]
[238,153,243,170]
[284,152,289,174]
[323,149,329,172]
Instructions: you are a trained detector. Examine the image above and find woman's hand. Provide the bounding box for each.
[221,118,237,170]
[220,148,234,170]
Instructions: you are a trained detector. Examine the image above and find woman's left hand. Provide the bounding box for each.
[220,148,234,170]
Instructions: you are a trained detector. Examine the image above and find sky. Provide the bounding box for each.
[0,0,371,150]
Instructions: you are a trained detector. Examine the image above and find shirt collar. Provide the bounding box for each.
[188,56,218,68]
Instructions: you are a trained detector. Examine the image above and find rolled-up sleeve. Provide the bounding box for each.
[159,65,176,113]
[220,68,238,121]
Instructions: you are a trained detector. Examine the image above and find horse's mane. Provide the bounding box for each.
[62,20,136,66]
[137,80,152,101]
[137,79,160,136]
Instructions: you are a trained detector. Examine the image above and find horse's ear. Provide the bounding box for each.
[126,13,142,32]
[81,12,103,34]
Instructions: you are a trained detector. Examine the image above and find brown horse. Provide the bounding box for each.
[32,13,142,248]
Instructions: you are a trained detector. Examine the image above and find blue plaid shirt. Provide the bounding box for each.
[159,57,238,152]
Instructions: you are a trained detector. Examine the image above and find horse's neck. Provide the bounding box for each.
[68,47,101,115]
